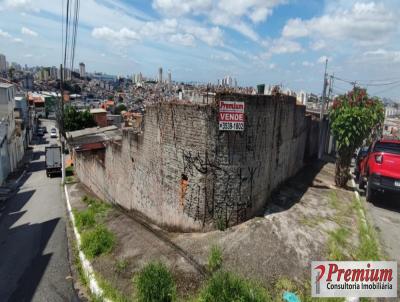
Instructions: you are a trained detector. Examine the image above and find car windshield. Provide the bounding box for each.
[373,142,400,155]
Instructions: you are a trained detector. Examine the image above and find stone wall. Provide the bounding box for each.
[74,93,317,231]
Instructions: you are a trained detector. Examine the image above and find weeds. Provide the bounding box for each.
[198,270,271,302]
[134,262,176,302]
[115,258,129,274]
[74,209,96,231]
[207,245,223,273]
[65,176,77,184]
[353,199,381,260]
[96,274,131,302]
[299,215,325,228]
[215,216,226,231]
[81,225,115,259]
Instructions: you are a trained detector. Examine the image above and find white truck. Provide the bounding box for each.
[45,145,62,177]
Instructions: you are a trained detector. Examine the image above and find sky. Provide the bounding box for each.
[0,0,400,98]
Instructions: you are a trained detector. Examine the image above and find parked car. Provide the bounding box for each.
[42,126,48,133]
[37,128,44,137]
[50,128,57,138]
[354,146,369,180]
[359,139,400,202]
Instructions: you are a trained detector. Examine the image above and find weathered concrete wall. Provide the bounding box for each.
[74,93,317,231]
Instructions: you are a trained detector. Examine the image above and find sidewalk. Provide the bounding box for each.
[66,160,369,299]
[0,148,33,212]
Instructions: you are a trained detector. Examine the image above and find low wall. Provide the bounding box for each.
[74,93,318,231]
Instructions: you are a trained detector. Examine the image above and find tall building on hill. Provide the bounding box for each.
[79,62,86,78]
[158,67,163,83]
[0,54,6,73]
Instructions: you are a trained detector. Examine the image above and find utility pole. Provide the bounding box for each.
[59,64,65,152]
[318,58,329,159]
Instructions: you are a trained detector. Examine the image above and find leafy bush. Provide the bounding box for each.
[134,262,176,302]
[74,208,96,231]
[329,88,384,187]
[65,165,74,176]
[198,271,271,302]
[81,225,115,259]
[207,245,223,273]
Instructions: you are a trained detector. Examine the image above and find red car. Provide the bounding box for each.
[358,139,400,201]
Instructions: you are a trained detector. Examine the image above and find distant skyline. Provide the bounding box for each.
[0,0,399,98]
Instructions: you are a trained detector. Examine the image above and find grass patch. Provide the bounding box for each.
[353,199,381,260]
[198,270,271,302]
[115,258,129,274]
[81,225,115,259]
[134,262,176,302]
[96,274,131,302]
[74,208,96,232]
[65,176,77,184]
[207,245,222,273]
[327,227,350,261]
[215,216,227,231]
[299,215,325,228]
[329,191,340,210]
[71,232,88,287]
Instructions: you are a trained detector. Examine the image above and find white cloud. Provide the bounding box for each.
[0,29,12,38]
[282,2,397,46]
[13,38,23,43]
[363,49,400,63]
[152,0,285,42]
[169,33,195,47]
[310,40,326,51]
[3,0,39,11]
[269,38,302,54]
[302,61,314,67]
[21,26,38,36]
[186,26,223,47]
[92,27,140,44]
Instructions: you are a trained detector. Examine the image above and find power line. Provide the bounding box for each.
[372,83,400,96]
[332,75,400,87]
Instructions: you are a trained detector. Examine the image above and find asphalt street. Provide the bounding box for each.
[363,190,400,262]
[0,120,79,302]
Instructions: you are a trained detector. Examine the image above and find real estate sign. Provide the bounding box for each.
[219,101,245,131]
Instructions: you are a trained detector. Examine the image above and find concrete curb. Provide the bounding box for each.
[64,185,111,302]
[350,179,370,239]
[15,170,26,186]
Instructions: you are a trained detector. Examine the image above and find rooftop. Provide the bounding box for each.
[90,108,107,114]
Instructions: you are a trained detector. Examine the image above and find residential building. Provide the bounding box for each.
[90,108,108,127]
[0,83,26,183]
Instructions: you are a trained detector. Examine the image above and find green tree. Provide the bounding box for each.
[329,87,384,187]
[64,106,97,132]
[114,104,127,115]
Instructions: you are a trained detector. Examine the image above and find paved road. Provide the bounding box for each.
[0,120,79,302]
[363,190,400,262]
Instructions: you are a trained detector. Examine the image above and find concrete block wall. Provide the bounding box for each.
[74,94,316,231]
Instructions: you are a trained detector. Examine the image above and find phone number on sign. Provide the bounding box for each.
[219,122,244,131]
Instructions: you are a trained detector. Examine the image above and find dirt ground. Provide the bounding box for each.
[67,160,360,299]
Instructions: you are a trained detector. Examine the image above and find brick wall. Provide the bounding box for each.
[74,93,317,231]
